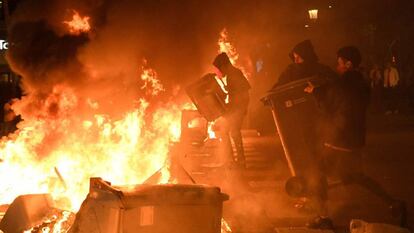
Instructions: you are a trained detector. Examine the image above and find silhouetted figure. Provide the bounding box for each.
[272,39,336,88]
[305,46,406,228]
[384,62,400,114]
[213,53,251,168]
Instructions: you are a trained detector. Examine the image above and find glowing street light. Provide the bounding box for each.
[308,9,319,21]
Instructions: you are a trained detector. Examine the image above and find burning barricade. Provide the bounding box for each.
[0,178,229,233]
[0,2,242,231]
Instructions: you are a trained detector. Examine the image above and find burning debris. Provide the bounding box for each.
[63,10,91,36]
[0,194,74,233]
[22,211,74,233]
[0,0,186,213]
[0,69,184,211]
[140,59,165,97]
[0,179,229,233]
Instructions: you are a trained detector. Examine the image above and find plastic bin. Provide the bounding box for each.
[69,178,229,233]
[186,73,227,122]
[262,77,326,196]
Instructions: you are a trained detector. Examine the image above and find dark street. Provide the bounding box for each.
[210,114,414,232]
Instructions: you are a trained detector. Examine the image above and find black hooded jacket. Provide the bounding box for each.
[272,40,336,88]
[314,70,370,149]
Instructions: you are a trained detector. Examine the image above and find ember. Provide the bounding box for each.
[23,211,74,233]
[63,10,91,35]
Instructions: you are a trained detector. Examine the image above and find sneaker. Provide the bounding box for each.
[306,216,334,229]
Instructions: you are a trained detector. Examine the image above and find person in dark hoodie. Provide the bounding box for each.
[270,40,336,213]
[305,46,406,229]
[213,52,251,168]
[272,39,336,88]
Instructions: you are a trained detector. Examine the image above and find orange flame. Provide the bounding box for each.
[218,28,239,65]
[52,211,72,233]
[23,210,72,233]
[221,218,232,233]
[0,63,183,211]
[217,28,250,79]
[63,10,91,35]
[140,60,165,96]
[207,122,216,139]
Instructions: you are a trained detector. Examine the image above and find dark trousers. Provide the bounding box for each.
[223,110,246,164]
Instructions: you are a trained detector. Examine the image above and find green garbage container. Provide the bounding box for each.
[69,178,229,233]
[262,76,327,197]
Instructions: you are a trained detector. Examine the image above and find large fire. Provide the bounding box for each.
[0,7,240,231]
[0,62,182,211]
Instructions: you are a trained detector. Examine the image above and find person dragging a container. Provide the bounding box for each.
[213,52,251,169]
[305,46,406,228]
[272,39,336,88]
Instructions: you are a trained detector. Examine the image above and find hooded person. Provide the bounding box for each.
[304,46,406,229]
[213,52,251,168]
[272,39,336,88]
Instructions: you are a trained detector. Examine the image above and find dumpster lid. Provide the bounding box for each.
[89,178,229,204]
[267,76,326,95]
[261,76,327,104]
[118,184,222,195]
[119,184,229,205]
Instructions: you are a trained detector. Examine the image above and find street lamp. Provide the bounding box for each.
[308,9,318,21]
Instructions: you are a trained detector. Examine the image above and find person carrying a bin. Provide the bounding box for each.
[213,52,251,168]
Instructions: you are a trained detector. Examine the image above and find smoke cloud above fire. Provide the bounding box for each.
[7,0,160,118]
[7,0,325,118]
[6,0,361,118]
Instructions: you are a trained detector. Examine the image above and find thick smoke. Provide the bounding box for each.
[6,0,279,120]
[6,0,144,119]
